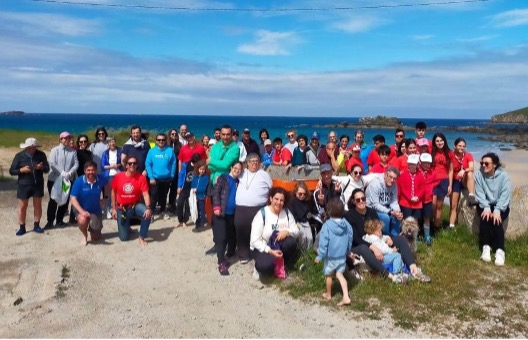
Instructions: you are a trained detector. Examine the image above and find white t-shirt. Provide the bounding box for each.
[363,234,393,255]
[108,149,118,176]
[284,141,298,155]
[250,205,299,253]
[235,169,272,207]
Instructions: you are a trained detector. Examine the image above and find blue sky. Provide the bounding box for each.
[1,0,527,118]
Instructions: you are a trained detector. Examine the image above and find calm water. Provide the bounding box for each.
[0,113,511,158]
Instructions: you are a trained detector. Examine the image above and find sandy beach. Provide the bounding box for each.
[0,145,526,338]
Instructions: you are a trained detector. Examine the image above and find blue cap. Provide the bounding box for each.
[311,131,320,140]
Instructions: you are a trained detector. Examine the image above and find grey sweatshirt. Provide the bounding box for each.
[365,175,400,214]
[474,167,511,215]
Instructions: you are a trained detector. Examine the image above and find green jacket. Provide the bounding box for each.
[208,141,240,184]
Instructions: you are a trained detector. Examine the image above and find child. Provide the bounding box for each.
[176,153,201,227]
[315,197,353,306]
[398,154,425,221]
[272,137,292,166]
[191,160,210,232]
[369,144,391,174]
[419,153,438,245]
[362,219,409,283]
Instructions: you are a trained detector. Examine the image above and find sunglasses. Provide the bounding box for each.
[79,140,88,144]
[353,171,361,175]
[98,132,105,135]
[127,162,137,165]
[287,134,294,138]
[297,192,307,196]
[480,161,491,167]
[355,197,366,203]
[157,139,166,142]
[395,134,404,138]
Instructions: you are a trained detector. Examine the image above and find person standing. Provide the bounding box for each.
[145,133,176,219]
[241,128,260,156]
[179,124,188,146]
[45,131,79,229]
[101,136,123,218]
[178,131,207,169]
[354,129,372,174]
[111,156,152,248]
[88,127,108,174]
[10,137,50,235]
[69,134,93,224]
[121,125,151,177]
[167,128,183,213]
[474,153,511,266]
[70,161,107,246]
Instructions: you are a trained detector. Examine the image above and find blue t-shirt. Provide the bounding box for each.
[71,175,108,214]
[225,175,237,215]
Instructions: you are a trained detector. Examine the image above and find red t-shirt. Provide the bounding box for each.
[367,147,395,168]
[450,151,474,180]
[272,147,292,164]
[178,144,207,163]
[111,172,149,205]
[370,162,388,174]
[433,152,450,180]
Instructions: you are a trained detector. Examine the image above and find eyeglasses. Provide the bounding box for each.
[353,171,361,175]
[297,192,307,197]
[79,140,88,144]
[127,162,137,165]
[98,132,105,135]
[355,197,366,203]
[248,160,259,164]
[480,161,491,167]
[157,139,166,142]
[395,134,404,138]
[386,174,398,181]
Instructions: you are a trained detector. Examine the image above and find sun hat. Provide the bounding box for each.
[320,163,333,173]
[417,138,429,147]
[19,137,40,149]
[420,153,433,163]
[264,139,272,146]
[407,154,420,165]
[59,131,71,139]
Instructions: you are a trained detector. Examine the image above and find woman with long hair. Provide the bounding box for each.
[431,133,453,230]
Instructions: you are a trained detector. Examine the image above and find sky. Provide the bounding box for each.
[1,0,527,118]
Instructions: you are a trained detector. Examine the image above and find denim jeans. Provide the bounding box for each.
[378,212,401,237]
[196,198,206,227]
[116,203,151,241]
[382,252,403,274]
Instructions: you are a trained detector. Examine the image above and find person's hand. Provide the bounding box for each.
[80,210,90,219]
[214,209,221,216]
[371,246,384,262]
[317,190,325,203]
[36,162,44,170]
[386,236,393,246]
[335,180,341,191]
[269,249,283,258]
[144,208,152,219]
[480,210,493,221]
[447,185,452,196]
[457,170,465,179]
[276,230,289,241]
[392,246,398,253]
[177,188,182,195]
[111,208,117,220]
[314,258,320,264]
[492,212,502,225]
[150,179,156,185]
[20,166,31,174]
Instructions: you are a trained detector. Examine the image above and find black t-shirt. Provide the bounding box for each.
[344,207,379,247]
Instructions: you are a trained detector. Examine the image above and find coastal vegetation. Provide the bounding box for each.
[491,107,528,124]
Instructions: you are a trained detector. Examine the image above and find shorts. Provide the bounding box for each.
[73,208,103,233]
[17,183,44,200]
[422,202,433,219]
[323,258,346,276]
[433,178,449,199]
[452,179,462,193]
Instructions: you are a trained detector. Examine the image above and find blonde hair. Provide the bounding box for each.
[364,219,383,235]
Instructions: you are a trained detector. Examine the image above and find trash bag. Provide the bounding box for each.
[50,175,71,206]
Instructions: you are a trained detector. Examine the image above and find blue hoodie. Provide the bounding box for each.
[316,218,353,261]
[191,174,210,199]
[145,145,176,180]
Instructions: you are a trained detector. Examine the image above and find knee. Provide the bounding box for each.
[255,258,274,275]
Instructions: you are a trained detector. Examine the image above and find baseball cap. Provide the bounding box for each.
[264,139,272,146]
[184,131,194,138]
[407,154,420,165]
[417,138,429,147]
[233,129,239,136]
[19,137,40,149]
[243,128,250,133]
[320,163,333,173]
[420,153,432,163]
[59,131,71,139]
[311,132,320,140]
[351,144,361,152]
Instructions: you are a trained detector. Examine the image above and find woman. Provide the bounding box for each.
[337,135,350,173]
[344,188,431,283]
[234,153,273,263]
[449,138,478,227]
[474,153,511,266]
[289,181,314,249]
[250,187,299,280]
[167,128,183,213]
[431,133,453,230]
[258,128,270,157]
[101,136,122,218]
[212,161,242,275]
[69,134,93,223]
[89,127,109,174]
[394,138,417,173]
[334,163,373,208]
[291,135,309,167]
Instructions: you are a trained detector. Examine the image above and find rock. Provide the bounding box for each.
[458,186,528,239]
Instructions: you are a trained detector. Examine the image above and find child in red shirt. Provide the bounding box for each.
[419,153,438,245]
[398,154,425,221]
[369,145,391,174]
[271,138,292,166]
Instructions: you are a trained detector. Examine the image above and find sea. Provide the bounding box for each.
[0,113,512,159]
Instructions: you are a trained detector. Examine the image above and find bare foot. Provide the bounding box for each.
[337,298,351,306]
[182,223,187,228]
[322,292,332,300]
[80,236,88,246]
[176,223,183,228]
[139,237,148,248]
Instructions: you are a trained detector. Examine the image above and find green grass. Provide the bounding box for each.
[55,265,70,299]
[280,206,528,337]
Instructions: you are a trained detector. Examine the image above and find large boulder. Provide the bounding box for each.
[457,185,528,239]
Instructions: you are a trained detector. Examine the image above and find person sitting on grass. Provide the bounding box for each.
[315,197,353,306]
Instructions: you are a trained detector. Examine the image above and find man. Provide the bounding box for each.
[10,137,50,235]
[317,141,339,173]
[241,128,260,156]
[366,166,403,237]
[391,128,405,156]
[232,129,248,162]
[121,125,151,177]
[313,163,344,228]
[213,127,221,142]
[354,129,372,174]
[70,161,107,246]
[367,134,395,172]
[283,129,298,155]
[178,131,206,170]
[111,156,152,248]
[146,133,176,218]
[46,131,79,229]
[179,124,188,145]
[306,132,321,166]
[327,131,337,144]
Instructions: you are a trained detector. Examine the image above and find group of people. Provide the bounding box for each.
[10,121,512,294]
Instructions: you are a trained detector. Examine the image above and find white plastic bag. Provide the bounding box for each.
[51,175,71,206]
[188,191,198,223]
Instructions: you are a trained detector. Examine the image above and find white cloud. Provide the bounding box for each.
[0,12,101,37]
[457,35,497,42]
[490,8,528,28]
[331,16,386,33]
[237,30,301,56]
[411,35,434,41]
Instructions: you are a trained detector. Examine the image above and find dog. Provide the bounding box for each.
[400,217,420,254]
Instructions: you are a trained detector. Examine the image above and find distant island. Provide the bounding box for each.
[491,107,528,124]
[0,110,25,116]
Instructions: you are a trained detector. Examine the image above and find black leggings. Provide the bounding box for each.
[213,214,236,264]
[477,206,509,251]
[234,205,263,260]
[46,180,69,224]
[252,236,297,276]
[176,188,190,223]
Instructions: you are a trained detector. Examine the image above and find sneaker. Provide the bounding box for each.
[218,262,230,276]
[252,266,260,281]
[239,258,251,265]
[495,249,505,266]
[163,213,170,220]
[391,273,409,284]
[192,226,203,233]
[33,226,44,233]
[16,228,26,236]
[481,245,492,263]
[205,245,216,256]
[106,210,113,219]
[55,221,67,228]
[448,224,455,229]
[467,194,478,207]
[44,221,53,229]
[411,268,431,283]
[424,235,433,246]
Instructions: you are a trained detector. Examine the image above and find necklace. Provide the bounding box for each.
[246,170,258,190]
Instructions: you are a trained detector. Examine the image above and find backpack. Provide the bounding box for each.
[260,207,290,225]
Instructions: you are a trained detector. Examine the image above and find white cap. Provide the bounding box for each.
[407,154,420,165]
[420,153,432,163]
